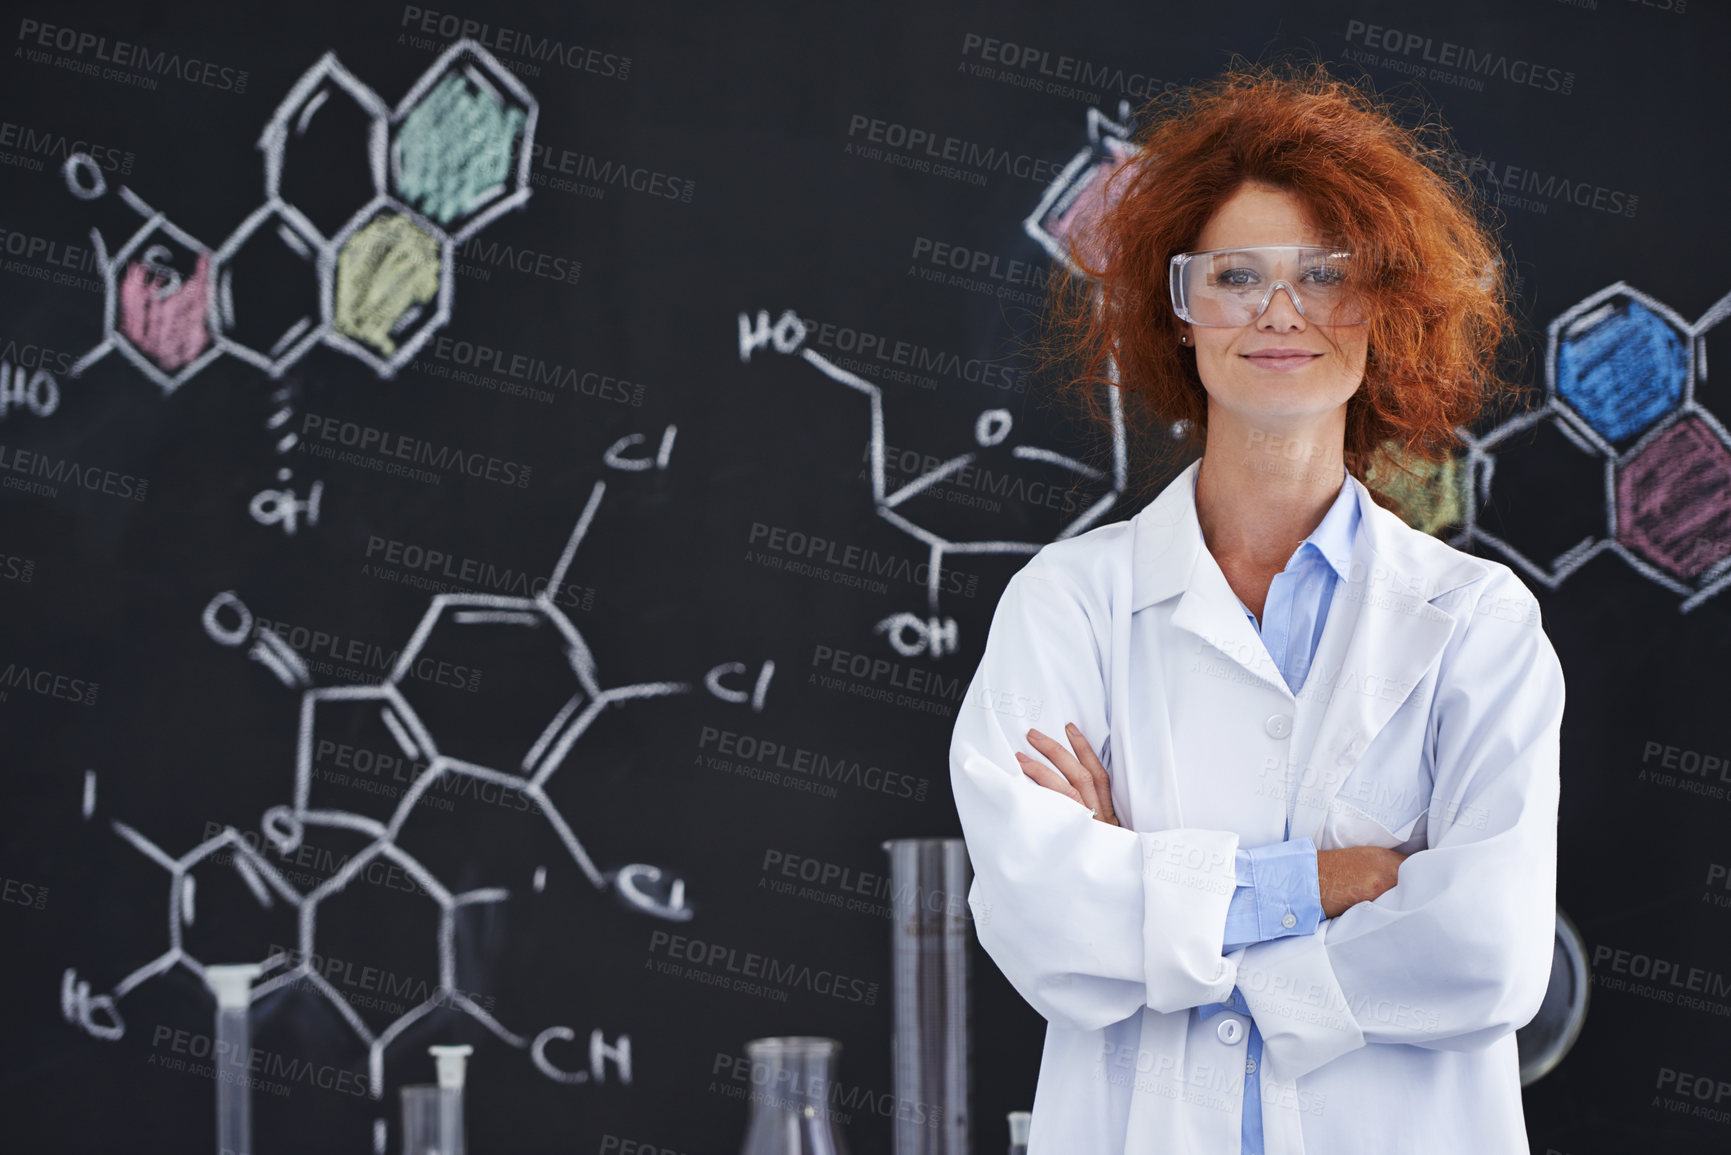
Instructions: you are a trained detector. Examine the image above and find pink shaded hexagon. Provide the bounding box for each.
[1615,415,1731,582]
[119,250,212,372]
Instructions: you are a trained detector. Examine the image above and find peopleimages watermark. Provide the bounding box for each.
[0,441,146,502]
[298,412,531,489]
[363,534,596,610]
[598,1137,689,1155]
[0,117,134,177]
[958,33,1185,102]
[647,930,880,1005]
[710,1049,943,1131]
[795,312,1029,394]
[1341,19,1575,94]
[1653,1065,1731,1126]
[1,875,48,910]
[452,235,581,287]
[747,521,978,599]
[360,535,595,611]
[1590,941,1731,1018]
[0,659,98,706]
[149,1023,365,1098]
[250,613,481,691]
[413,336,644,407]
[0,225,105,294]
[873,438,1096,515]
[529,140,695,204]
[268,944,500,1019]
[0,551,36,583]
[1637,737,1731,804]
[397,6,631,80]
[1446,149,1637,218]
[807,642,967,719]
[846,113,1066,187]
[757,848,982,925]
[16,18,250,93]
[696,725,931,802]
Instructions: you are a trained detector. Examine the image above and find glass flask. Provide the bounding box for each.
[737,1036,852,1155]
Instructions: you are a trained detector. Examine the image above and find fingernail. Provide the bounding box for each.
[1066,723,1078,733]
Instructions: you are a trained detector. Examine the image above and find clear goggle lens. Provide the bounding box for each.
[1169,245,1368,326]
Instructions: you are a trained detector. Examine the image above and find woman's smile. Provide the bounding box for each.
[1239,347,1325,371]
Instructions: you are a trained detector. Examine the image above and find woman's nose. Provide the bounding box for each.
[1256,283,1308,328]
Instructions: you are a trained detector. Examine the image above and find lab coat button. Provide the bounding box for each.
[1264,713,1292,739]
[1216,1018,1245,1045]
[1281,912,1297,929]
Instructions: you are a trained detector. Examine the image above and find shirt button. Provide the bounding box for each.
[1245,1057,1258,1075]
[1216,1017,1245,1045]
[1281,912,1298,929]
[1264,713,1292,739]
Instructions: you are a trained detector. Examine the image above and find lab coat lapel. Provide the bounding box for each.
[1128,463,1486,840]
[1131,460,1292,699]
[1285,472,1485,842]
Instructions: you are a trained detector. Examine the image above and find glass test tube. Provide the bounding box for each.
[205,964,263,1155]
[401,1085,441,1155]
[882,838,972,1155]
[1006,1110,1031,1155]
[429,1044,473,1155]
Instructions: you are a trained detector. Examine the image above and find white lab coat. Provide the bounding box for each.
[950,458,1564,1154]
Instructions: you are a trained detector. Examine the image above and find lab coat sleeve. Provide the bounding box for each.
[1235,566,1564,1080]
[950,556,1242,1033]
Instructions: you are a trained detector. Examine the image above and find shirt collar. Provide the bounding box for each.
[1191,462,1361,580]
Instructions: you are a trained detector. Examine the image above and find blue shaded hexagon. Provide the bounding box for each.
[1551,287,1688,447]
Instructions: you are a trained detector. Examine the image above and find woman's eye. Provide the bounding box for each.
[1214,268,1259,287]
[1304,265,1347,285]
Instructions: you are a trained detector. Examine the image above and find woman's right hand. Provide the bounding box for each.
[1316,846,1407,919]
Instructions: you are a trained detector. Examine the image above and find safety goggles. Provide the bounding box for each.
[1169,244,1369,327]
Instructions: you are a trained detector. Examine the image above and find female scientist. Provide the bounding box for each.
[948,62,1565,1155]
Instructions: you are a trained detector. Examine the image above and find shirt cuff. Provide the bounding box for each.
[1220,838,1322,953]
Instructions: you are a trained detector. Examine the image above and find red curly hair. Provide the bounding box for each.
[1034,57,1531,514]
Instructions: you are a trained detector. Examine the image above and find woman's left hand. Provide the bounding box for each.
[1016,724,1120,826]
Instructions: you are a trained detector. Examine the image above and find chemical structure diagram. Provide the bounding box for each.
[62,431,778,1136]
[54,37,537,535]
[735,105,1138,660]
[1446,281,1731,611]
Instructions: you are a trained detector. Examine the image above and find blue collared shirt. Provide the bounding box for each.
[1193,462,1361,1155]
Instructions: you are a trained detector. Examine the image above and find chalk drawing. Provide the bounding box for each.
[392,59,535,237]
[1447,281,1731,611]
[739,309,1126,658]
[65,37,535,391]
[1023,102,1137,277]
[734,106,1136,659]
[329,208,447,361]
[0,359,61,421]
[62,434,773,1113]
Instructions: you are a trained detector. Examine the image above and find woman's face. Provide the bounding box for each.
[1180,182,1369,430]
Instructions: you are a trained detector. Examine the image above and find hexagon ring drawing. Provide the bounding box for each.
[209,203,328,377]
[388,40,538,243]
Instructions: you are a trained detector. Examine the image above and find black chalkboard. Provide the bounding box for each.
[4,1,1730,1153]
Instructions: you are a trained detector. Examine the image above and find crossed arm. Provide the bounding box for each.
[1016,725,1406,921]
[951,561,1563,1079]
